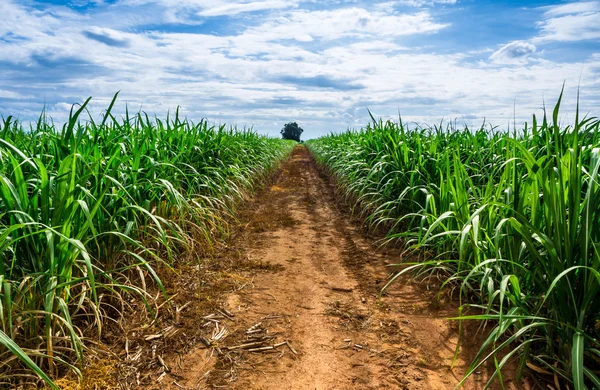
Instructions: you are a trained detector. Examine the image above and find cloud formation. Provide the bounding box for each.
[490,41,537,63]
[535,1,600,42]
[197,1,296,16]
[0,0,598,138]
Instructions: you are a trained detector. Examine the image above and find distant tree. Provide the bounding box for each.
[281,122,304,142]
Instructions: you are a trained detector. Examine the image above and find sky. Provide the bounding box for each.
[1,0,599,138]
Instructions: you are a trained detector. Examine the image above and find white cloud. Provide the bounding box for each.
[347,41,409,53]
[490,41,536,64]
[0,90,31,99]
[198,1,296,16]
[535,1,600,42]
[393,0,457,6]
[0,2,64,39]
[247,8,448,42]
[542,1,599,17]
[117,0,299,17]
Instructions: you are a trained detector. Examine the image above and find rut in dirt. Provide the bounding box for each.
[158,145,529,390]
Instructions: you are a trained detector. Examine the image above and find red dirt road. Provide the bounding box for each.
[152,146,529,390]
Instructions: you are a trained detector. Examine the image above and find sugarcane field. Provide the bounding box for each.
[1,1,600,389]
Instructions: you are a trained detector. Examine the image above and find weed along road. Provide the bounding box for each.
[154,146,529,390]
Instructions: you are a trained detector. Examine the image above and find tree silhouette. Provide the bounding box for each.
[281,122,303,142]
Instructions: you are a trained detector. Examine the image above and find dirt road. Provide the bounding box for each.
[156,146,529,389]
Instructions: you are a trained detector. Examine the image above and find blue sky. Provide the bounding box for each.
[1,0,599,138]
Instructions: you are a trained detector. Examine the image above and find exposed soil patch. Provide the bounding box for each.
[142,145,531,390]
